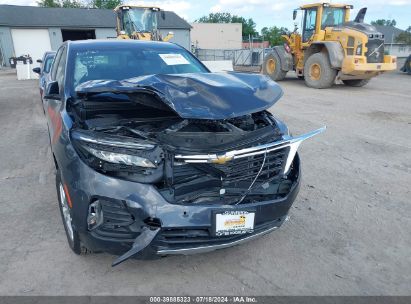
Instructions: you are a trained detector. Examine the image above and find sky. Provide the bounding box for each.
[1,0,410,31]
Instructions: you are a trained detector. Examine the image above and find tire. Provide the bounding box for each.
[297,75,305,80]
[262,52,287,81]
[342,79,370,87]
[56,170,89,255]
[303,52,337,89]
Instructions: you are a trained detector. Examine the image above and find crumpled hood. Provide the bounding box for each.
[75,72,283,120]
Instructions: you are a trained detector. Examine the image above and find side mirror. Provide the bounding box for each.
[293,10,297,20]
[37,59,43,63]
[161,11,165,20]
[44,81,60,100]
[32,67,41,74]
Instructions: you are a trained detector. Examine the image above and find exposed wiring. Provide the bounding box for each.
[236,148,268,205]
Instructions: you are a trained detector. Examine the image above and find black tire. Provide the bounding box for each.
[262,52,287,81]
[342,79,370,87]
[56,170,88,255]
[297,75,305,80]
[303,52,337,89]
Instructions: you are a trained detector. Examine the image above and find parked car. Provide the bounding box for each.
[32,51,56,98]
[43,40,324,266]
[400,54,411,75]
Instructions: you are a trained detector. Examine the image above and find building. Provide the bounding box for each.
[374,25,411,58]
[0,5,191,67]
[242,41,269,49]
[191,23,242,50]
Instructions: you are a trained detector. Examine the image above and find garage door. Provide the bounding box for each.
[11,29,52,67]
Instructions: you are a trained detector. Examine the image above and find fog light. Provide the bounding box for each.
[87,200,103,230]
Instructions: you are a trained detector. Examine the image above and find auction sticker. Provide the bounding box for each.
[159,53,190,65]
[214,211,255,236]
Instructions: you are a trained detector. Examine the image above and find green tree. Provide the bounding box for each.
[196,13,232,23]
[371,19,397,27]
[231,16,257,37]
[36,0,61,7]
[92,0,122,9]
[37,0,85,7]
[195,12,257,37]
[395,26,411,45]
[261,26,289,46]
[61,0,84,8]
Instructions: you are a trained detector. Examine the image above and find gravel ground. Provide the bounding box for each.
[0,69,410,295]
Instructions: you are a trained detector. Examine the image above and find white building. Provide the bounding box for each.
[0,5,192,67]
[190,23,242,50]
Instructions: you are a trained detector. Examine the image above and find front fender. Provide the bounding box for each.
[310,41,345,69]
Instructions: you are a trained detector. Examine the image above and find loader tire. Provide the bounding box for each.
[342,79,370,87]
[304,53,337,89]
[262,53,287,81]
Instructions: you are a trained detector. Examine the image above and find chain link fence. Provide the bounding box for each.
[0,43,5,68]
[196,48,272,67]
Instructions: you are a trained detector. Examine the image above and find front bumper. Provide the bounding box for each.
[341,55,397,76]
[63,149,301,264]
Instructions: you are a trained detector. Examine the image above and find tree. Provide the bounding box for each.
[197,13,232,23]
[92,0,122,9]
[36,0,60,7]
[195,12,258,37]
[261,26,289,46]
[61,0,84,8]
[395,26,411,45]
[371,19,397,27]
[231,16,257,38]
[37,0,85,7]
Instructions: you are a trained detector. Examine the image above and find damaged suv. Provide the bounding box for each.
[43,40,324,266]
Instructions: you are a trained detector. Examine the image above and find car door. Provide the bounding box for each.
[44,46,66,147]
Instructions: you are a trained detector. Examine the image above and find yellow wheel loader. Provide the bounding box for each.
[115,5,174,42]
[262,3,397,88]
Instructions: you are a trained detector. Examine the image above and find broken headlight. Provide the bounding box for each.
[71,130,163,175]
[83,146,156,168]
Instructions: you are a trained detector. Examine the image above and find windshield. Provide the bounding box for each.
[71,45,209,89]
[122,8,157,34]
[321,7,345,29]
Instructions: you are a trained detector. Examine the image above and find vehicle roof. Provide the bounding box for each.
[65,39,185,51]
[300,3,352,9]
[114,5,161,11]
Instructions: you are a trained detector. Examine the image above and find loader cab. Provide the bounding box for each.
[298,3,352,43]
[115,5,161,37]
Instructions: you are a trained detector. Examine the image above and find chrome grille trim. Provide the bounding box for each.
[175,126,326,174]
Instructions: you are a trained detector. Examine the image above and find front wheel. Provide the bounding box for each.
[56,170,88,255]
[303,53,337,89]
[342,79,370,87]
[262,52,287,81]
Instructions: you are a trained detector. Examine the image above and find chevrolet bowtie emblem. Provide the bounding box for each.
[211,155,233,165]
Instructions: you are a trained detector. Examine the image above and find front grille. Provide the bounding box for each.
[155,218,284,249]
[210,148,288,184]
[173,148,288,187]
[92,199,139,242]
[366,38,384,63]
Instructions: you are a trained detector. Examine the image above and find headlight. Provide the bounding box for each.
[84,146,156,168]
[71,130,163,174]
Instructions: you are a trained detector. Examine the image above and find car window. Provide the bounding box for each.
[321,7,345,29]
[56,48,67,88]
[43,55,55,73]
[303,8,317,42]
[72,47,208,88]
[51,48,63,80]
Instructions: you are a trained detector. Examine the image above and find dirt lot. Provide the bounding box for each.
[0,69,410,296]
